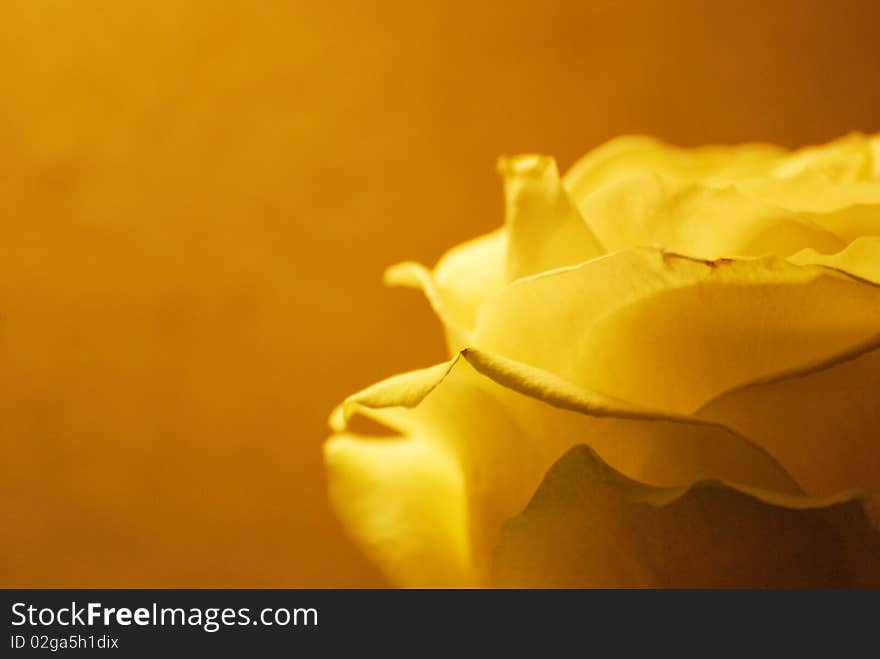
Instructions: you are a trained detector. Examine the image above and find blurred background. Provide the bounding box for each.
[2,0,879,586]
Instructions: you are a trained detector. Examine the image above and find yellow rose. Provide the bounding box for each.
[325,133,880,587]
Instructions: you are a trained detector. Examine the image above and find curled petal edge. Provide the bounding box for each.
[331,347,803,496]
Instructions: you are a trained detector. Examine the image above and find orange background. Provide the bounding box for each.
[2,1,879,586]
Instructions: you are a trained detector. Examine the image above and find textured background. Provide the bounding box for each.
[2,0,879,586]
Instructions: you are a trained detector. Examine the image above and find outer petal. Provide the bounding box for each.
[562,135,785,205]
[384,229,506,353]
[493,445,880,588]
[696,337,880,496]
[769,131,880,182]
[473,248,880,414]
[499,154,603,280]
[789,236,880,284]
[731,176,880,244]
[806,204,880,244]
[576,173,844,259]
[564,133,880,254]
[324,433,472,587]
[732,176,880,214]
[332,350,799,584]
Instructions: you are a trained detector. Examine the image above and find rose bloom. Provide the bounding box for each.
[325,133,880,587]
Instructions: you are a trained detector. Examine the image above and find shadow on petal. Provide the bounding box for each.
[493,445,880,588]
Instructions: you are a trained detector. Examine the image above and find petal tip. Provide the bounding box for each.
[383,261,429,288]
[497,154,557,179]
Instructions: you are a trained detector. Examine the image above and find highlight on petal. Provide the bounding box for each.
[728,176,880,244]
[562,133,880,257]
[499,154,603,280]
[324,433,472,587]
[332,349,800,584]
[493,445,880,588]
[731,176,880,214]
[697,336,880,496]
[575,173,844,259]
[562,135,786,204]
[770,131,880,182]
[384,229,506,353]
[473,248,880,414]
[789,236,880,284]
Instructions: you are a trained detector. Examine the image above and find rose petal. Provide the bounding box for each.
[733,176,880,214]
[562,133,878,205]
[331,350,799,584]
[473,248,880,413]
[575,173,844,259]
[384,229,506,352]
[562,135,785,204]
[493,445,880,588]
[769,132,880,182]
[789,236,880,284]
[730,176,880,244]
[324,433,473,587]
[697,337,880,496]
[564,133,880,256]
[807,204,880,244]
[498,154,603,280]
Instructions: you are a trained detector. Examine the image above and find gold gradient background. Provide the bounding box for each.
[2,1,879,587]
